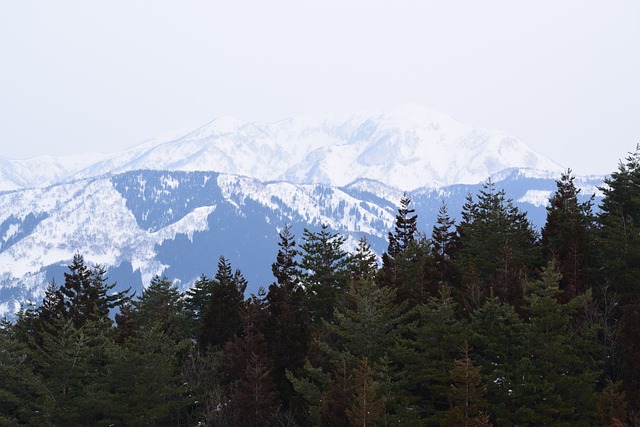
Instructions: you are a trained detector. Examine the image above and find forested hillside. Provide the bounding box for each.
[2,150,640,425]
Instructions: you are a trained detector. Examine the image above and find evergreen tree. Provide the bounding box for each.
[596,146,640,408]
[541,169,595,301]
[441,341,488,427]
[381,195,419,297]
[516,262,600,424]
[454,181,540,308]
[300,224,350,325]
[265,225,310,410]
[469,296,526,426]
[272,224,302,289]
[184,274,214,340]
[430,200,456,287]
[347,357,386,427]
[198,256,247,349]
[350,235,379,283]
[0,319,50,425]
[103,324,189,425]
[223,297,276,426]
[404,286,468,423]
[59,253,130,327]
[133,275,188,340]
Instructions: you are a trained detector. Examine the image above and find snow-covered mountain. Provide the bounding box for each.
[0,168,602,317]
[0,105,599,317]
[0,153,107,191]
[0,104,563,192]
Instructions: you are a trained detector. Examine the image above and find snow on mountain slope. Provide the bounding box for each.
[0,153,108,191]
[55,104,564,190]
[0,168,604,318]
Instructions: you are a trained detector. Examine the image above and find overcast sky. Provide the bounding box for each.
[1,1,638,176]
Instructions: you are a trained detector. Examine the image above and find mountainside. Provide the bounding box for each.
[0,105,602,317]
[0,169,602,317]
[1,105,563,192]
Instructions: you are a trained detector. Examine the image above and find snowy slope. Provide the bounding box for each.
[0,105,564,192]
[0,153,107,191]
[0,168,603,317]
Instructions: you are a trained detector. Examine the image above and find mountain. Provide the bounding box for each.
[0,153,107,191]
[0,105,600,317]
[0,168,602,318]
[1,104,563,192]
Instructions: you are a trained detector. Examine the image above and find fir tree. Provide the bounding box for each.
[133,275,188,340]
[265,225,310,410]
[199,256,247,349]
[596,146,640,408]
[454,181,540,308]
[300,224,350,325]
[541,169,595,301]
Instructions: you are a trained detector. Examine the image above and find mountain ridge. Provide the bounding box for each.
[1,105,566,192]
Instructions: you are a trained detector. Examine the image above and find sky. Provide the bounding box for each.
[0,1,638,176]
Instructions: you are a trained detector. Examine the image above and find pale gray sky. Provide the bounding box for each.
[0,1,638,175]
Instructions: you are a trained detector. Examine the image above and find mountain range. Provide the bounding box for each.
[0,105,603,317]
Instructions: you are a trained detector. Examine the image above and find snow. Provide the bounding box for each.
[518,190,553,207]
[0,104,566,192]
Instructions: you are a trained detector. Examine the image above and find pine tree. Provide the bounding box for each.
[347,357,386,427]
[454,181,540,308]
[596,146,640,408]
[430,200,456,287]
[381,195,418,294]
[300,224,350,325]
[541,169,595,301]
[0,319,50,425]
[350,235,379,283]
[59,253,130,328]
[133,275,188,340]
[514,262,600,424]
[405,286,468,422]
[223,297,276,426]
[199,256,247,349]
[441,341,488,427]
[184,274,214,340]
[265,225,310,410]
[103,324,189,425]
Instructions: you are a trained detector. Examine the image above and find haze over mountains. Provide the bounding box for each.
[0,104,564,192]
[0,105,601,316]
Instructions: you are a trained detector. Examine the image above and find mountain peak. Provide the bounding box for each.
[0,105,563,191]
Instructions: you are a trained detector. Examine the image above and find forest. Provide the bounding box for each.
[2,149,640,426]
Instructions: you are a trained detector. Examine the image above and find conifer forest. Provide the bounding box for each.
[3,150,640,426]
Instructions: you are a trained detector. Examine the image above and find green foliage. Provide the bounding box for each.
[454,180,540,308]
[198,256,247,350]
[11,153,640,424]
[133,275,188,340]
[542,169,596,301]
[300,224,350,325]
[596,146,640,408]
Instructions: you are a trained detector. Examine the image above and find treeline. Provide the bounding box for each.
[2,149,640,426]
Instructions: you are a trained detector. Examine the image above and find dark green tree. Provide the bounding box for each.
[454,181,540,308]
[541,169,595,301]
[133,275,188,340]
[223,296,276,426]
[184,274,214,340]
[381,195,418,296]
[300,224,350,325]
[265,225,310,411]
[350,235,379,282]
[103,325,189,425]
[596,146,640,408]
[430,200,457,287]
[60,253,130,327]
[198,256,247,349]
